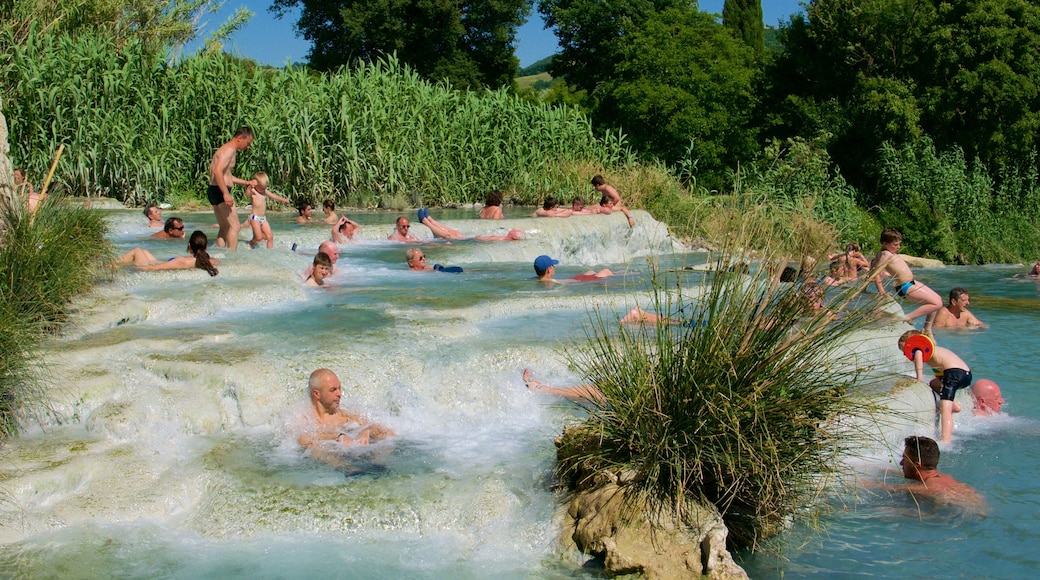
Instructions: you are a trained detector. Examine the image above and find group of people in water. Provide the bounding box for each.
[109,127,1022,511]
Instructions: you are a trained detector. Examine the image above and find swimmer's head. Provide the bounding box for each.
[163,217,185,238]
[485,190,503,207]
[317,241,339,263]
[902,435,939,474]
[971,379,1004,415]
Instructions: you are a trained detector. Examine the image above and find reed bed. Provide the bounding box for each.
[2,31,633,208]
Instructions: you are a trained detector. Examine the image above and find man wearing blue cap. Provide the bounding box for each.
[533,255,613,283]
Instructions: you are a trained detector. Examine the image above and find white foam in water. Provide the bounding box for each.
[6,210,1030,578]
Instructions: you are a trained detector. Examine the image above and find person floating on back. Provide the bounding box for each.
[871,228,943,334]
[899,329,972,443]
[533,255,613,284]
[416,207,522,241]
[117,230,219,276]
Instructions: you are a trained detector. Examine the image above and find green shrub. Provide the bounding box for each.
[558,228,884,549]
[874,140,1040,263]
[0,193,110,438]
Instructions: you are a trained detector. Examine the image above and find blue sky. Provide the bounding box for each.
[186,0,805,68]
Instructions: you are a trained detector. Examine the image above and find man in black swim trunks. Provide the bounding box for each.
[208,126,256,251]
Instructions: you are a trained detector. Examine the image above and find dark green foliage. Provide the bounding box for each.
[3,31,633,207]
[742,137,874,244]
[596,8,759,190]
[723,0,764,56]
[538,0,685,95]
[0,195,111,437]
[767,0,1040,187]
[272,0,528,89]
[561,239,884,549]
[874,140,1040,263]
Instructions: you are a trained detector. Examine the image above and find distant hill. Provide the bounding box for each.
[519,56,554,77]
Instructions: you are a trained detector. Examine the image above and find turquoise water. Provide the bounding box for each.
[1,208,1037,577]
[742,266,1040,579]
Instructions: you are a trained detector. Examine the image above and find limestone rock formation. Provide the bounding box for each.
[555,427,748,579]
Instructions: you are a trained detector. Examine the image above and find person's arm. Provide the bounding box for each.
[617,205,635,227]
[266,190,291,205]
[912,350,925,383]
[967,312,987,327]
[331,221,347,244]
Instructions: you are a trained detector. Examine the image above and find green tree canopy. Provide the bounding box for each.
[272,0,529,89]
[722,0,763,56]
[537,0,686,95]
[767,0,1040,189]
[597,8,758,189]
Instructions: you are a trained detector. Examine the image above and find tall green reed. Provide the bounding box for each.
[2,31,634,209]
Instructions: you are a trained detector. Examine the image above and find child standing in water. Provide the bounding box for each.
[899,330,972,444]
[246,172,291,249]
[871,228,943,334]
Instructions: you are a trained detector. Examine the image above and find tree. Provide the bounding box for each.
[597,8,758,189]
[766,0,1040,188]
[537,0,685,95]
[723,0,764,56]
[272,0,529,89]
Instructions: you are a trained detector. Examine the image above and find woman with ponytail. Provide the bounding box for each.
[117,230,219,276]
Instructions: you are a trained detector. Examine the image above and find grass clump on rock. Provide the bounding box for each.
[557,231,884,550]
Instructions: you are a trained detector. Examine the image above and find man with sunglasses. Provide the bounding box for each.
[388,216,420,242]
[150,217,186,239]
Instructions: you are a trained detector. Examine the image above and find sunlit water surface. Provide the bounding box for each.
[1,209,1037,578]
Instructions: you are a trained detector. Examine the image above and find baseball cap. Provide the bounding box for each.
[534,255,559,271]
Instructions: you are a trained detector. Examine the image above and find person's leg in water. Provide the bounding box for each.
[117,247,158,266]
[247,216,264,249]
[262,220,275,249]
[419,214,466,240]
[474,229,524,241]
[521,369,605,402]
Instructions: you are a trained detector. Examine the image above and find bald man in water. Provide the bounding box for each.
[301,240,342,279]
[297,368,395,453]
[971,379,1004,416]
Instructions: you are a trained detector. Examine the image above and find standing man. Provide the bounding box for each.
[208,126,256,251]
